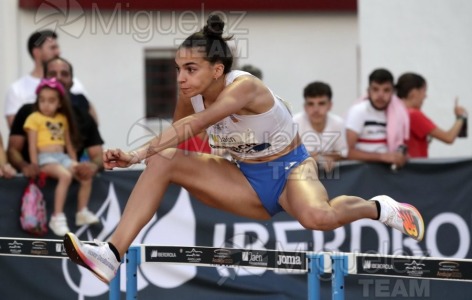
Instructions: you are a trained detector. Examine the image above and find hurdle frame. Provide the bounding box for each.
[111,244,472,300]
[2,237,472,300]
[112,245,331,300]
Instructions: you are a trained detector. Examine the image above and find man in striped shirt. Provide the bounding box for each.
[345,69,408,169]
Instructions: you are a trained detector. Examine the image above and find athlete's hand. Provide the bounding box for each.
[103,148,136,170]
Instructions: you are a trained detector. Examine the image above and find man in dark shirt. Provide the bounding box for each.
[7,57,104,180]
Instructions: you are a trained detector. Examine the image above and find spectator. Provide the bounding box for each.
[24,78,99,236]
[44,57,104,177]
[0,134,17,178]
[8,56,104,181]
[8,58,104,236]
[241,64,263,80]
[345,69,409,169]
[396,72,468,158]
[44,57,99,125]
[4,30,97,128]
[293,81,347,170]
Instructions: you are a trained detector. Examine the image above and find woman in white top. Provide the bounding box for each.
[64,15,424,283]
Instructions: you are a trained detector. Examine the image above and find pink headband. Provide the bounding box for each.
[35,78,66,97]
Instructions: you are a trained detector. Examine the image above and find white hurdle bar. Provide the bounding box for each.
[115,245,331,300]
[2,237,472,300]
[115,245,472,300]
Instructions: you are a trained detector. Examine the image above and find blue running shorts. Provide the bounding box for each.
[237,144,310,216]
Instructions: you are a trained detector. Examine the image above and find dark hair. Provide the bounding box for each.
[303,81,332,100]
[241,64,263,80]
[34,85,81,150]
[179,14,233,74]
[43,56,74,78]
[396,73,426,99]
[369,68,394,85]
[27,30,57,58]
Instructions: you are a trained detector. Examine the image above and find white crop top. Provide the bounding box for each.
[190,70,297,159]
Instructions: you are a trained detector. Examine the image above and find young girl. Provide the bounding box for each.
[64,15,424,283]
[24,78,99,236]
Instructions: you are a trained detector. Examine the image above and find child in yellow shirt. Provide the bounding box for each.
[24,78,98,236]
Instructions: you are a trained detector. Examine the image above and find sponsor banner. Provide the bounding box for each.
[1,160,472,299]
[0,237,67,258]
[357,256,472,281]
[436,261,466,280]
[145,246,305,270]
[241,249,269,267]
[275,251,307,271]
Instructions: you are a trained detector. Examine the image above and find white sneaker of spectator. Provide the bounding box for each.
[75,207,99,226]
[49,213,70,237]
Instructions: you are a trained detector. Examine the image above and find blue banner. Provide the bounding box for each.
[1,160,471,299]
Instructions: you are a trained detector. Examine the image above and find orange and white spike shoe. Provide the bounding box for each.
[371,195,425,242]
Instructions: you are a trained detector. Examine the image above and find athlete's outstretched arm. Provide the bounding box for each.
[103,77,259,170]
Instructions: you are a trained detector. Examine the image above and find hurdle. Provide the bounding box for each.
[113,244,472,300]
[2,237,472,300]
[112,244,330,300]
[0,237,329,299]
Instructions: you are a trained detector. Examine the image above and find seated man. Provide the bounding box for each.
[293,81,347,170]
[8,57,104,180]
[8,57,104,234]
[345,69,409,169]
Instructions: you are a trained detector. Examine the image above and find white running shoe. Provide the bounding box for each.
[49,213,70,237]
[75,207,99,226]
[63,232,120,283]
[372,195,425,241]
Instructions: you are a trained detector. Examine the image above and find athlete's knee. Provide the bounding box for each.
[297,207,337,231]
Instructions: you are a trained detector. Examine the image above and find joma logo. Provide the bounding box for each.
[277,255,301,265]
